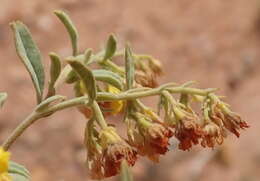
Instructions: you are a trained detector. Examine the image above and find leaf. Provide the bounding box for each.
[0,92,7,108]
[120,160,133,181]
[67,60,97,104]
[54,10,79,56]
[84,48,93,65]
[125,44,135,90]
[103,34,117,61]
[46,52,62,97]
[65,49,93,84]
[8,161,30,181]
[35,95,66,112]
[92,69,123,90]
[66,69,123,90]
[10,21,45,104]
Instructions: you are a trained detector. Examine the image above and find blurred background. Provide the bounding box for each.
[0,0,260,180]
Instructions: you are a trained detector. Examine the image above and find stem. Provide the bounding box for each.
[2,112,40,151]
[91,101,108,129]
[1,84,214,150]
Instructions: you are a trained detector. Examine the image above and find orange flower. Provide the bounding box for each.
[99,127,137,178]
[201,122,226,148]
[211,103,249,138]
[129,117,173,162]
[102,142,137,177]
[173,107,203,151]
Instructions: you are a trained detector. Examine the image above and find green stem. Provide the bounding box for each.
[91,101,108,129]
[1,85,214,150]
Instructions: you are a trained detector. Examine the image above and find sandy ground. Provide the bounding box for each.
[1,0,260,181]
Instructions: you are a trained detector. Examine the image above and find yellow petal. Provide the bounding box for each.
[107,85,124,114]
[0,148,10,174]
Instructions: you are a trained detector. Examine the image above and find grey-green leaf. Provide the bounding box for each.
[125,44,135,90]
[66,69,123,90]
[120,160,133,181]
[36,95,66,112]
[10,21,45,104]
[54,10,79,56]
[68,60,96,104]
[8,161,30,181]
[0,92,7,108]
[93,69,123,90]
[65,49,93,84]
[103,34,117,61]
[46,52,61,97]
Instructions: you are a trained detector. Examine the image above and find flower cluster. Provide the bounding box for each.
[82,88,249,179]
[0,148,11,181]
[1,10,250,181]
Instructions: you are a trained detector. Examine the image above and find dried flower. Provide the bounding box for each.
[0,148,11,181]
[210,100,249,138]
[173,107,203,151]
[201,121,226,148]
[99,127,137,178]
[134,56,162,88]
[129,116,173,162]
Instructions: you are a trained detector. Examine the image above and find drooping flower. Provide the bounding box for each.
[129,116,173,162]
[201,121,226,148]
[99,127,137,178]
[173,107,204,151]
[210,99,249,138]
[0,148,11,181]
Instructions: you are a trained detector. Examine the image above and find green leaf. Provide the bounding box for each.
[120,160,133,181]
[8,161,30,181]
[11,21,45,104]
[54,10,79,56]
[84,48,93,65]
[67,60,97,104]
[65,49,93,84]
[35,95,66,112]
[0,92,7,108]
[125,44,135,90]
[66,69,123,90]
[46,52,62,97]
[92,69,123,90]
[103,34,117,61]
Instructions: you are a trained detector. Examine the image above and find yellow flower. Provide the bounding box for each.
[107,85,124,115]
[0,148,11,181]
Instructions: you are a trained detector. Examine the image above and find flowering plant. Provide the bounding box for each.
[0,10,249,181]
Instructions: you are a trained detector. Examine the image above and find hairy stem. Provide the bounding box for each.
[2,85,215,150]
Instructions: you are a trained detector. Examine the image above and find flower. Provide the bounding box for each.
[134,56,162,88]
[173,107,203,151]
[107,85,124,115]
[0,148,11,181]
[201,122,226,148]
[87,127,137,179]
[129,116,173,162]
[210,102,249,138]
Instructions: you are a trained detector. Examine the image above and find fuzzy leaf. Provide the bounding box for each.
[66,69,123,90]
[93,69,123,90]
[54,10,79,56]
[0,92,7,108]
[35,95,66,112]
[103,34,117,61]
[8,161,30,181]
[68,60,96,103]
[46,52,61,97]
[125,44,135,90]
[65,49,93,84]
[10,21,45,104]
[120,160,133,181]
